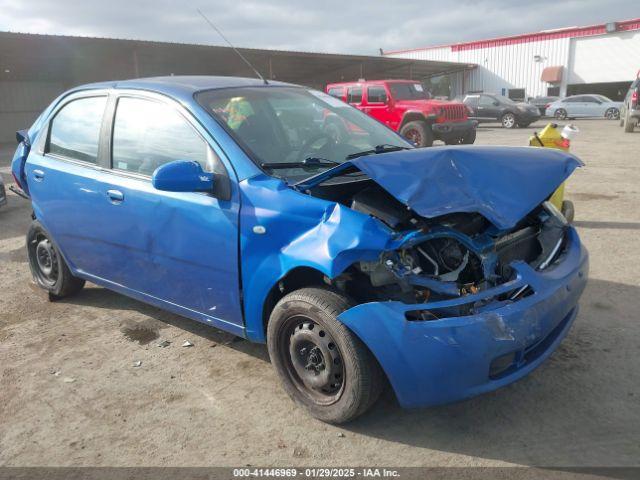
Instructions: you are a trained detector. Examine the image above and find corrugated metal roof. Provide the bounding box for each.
[385,17,640,55]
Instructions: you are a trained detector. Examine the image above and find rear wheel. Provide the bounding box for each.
[554,109,567,120]
[400,121,433,147]
[501,112,516,128]
[27,220,85,300]
[267,287,383,424]
[624,110,635,133]
[605,108,619,120]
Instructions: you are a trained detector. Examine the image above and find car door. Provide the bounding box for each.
[565,96,587,117]
[582,96,604,117]
[24,92,111,274]
[86,92,244,332]
[363,85,392,126]
[478,95,500,120]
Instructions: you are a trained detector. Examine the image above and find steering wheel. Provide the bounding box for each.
[296,133,335,162]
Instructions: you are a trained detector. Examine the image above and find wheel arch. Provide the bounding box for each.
[400,111,429,128]
[260,266,329,341]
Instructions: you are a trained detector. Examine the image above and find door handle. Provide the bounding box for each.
[33,169,45,181]
[107,189,124,203]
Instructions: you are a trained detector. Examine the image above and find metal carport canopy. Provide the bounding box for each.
[0,31,475,89]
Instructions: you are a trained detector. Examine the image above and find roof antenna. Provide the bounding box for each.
[196,9,268,85]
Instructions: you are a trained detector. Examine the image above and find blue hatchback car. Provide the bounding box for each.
[12,76,588,423]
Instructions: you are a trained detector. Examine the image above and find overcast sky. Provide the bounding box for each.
[0,0,637,55]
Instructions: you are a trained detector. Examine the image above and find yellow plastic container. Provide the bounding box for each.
[529,123,573,219]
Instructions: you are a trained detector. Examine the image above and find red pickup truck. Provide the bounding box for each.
[325,80,477,147]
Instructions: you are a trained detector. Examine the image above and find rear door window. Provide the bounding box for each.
[48,96,107,164]
[346,87,363,104]
[367,86,387,104]
[111,97,210,176]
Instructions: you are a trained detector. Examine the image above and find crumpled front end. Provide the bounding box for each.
[338,228,588,408]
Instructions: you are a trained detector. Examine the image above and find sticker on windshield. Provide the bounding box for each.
[414,84,424,92]
[307,90,348,108]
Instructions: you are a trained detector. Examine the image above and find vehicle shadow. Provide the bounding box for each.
[58,287,270,363]
[59,276,640,466]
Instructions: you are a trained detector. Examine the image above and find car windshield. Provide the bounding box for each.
[595,95,613,102]
[388,83,430,100]
[196,86,410,182]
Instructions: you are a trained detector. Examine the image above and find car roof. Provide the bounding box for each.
[68,75,295,100]
[327,79,419,87]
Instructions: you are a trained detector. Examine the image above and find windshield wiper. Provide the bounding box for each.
[261,157,341,170]
[345,144,411,160]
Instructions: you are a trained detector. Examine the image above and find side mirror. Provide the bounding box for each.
[493,100,500,106]
[152,160,213,192]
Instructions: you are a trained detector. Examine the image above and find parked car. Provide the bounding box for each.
[0,174,6,208]
[545,95,621,120]
[459,93,540,128]
[528,96,559,116]
[326,80,476,147]
[620,77,639,132]
[12,76,589,423]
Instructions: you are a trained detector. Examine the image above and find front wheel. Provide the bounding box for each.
[501,112,516,128]
[605,108,619,120]
[267,287,383,424]
[27,220,85,300]
[400,121,433,147]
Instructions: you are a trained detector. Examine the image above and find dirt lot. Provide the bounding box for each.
[1,119,639,467]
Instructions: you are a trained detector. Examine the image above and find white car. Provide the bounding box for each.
[546,95,622,120]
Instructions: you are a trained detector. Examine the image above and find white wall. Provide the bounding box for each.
[387,29,640,99]
[569,30,640,84]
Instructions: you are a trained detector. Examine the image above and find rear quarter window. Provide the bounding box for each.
[48,96,107,164]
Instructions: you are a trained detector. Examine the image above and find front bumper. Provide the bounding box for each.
[338,227,588,408]
[431,119,477,137]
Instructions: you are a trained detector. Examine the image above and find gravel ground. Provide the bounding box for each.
[0,118,639,467]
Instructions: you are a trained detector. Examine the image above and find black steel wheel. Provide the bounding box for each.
[281,315,345,405]
[267,287,383,423]
[27,220,85,299]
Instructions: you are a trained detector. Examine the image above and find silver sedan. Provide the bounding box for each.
[546,95,622,120]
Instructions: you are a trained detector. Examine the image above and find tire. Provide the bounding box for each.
[461,129,476,144]
[501,112,516,129]
[27,220,85,300]
[554,109,567,120]
[624,110,635,133]
[605,108,619,120]
[400,121,433,147]
[561,200,575,223]
[267,287,383,424]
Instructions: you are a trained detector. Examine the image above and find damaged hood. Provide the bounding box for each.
[302,146,582,230]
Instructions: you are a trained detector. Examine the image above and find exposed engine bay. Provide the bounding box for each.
[308,179,569,317]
